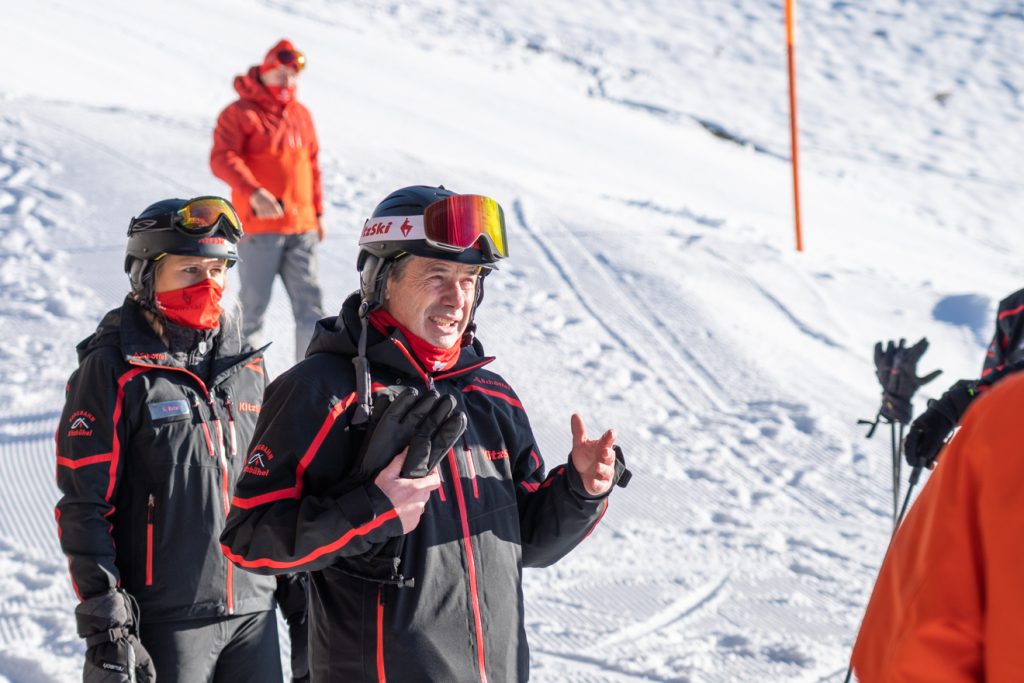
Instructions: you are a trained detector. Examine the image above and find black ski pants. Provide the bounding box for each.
[139,610,282,682]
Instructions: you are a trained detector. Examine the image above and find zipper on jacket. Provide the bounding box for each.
[205,393,225,462]
[376,587,387,683]
[191,395,217,459]
[447,452,488,683]
[205,393,234,614]
[463,439,480,499]
[436,465,448,503]
[221,389,238,458]
[145,494,155,587]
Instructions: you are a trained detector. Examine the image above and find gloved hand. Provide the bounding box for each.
[400,399,467,479]
[276,574,309,683]
[354,387,466,481]
[75,589,156,683]
[873,338,942,424]
[903,379,976,469]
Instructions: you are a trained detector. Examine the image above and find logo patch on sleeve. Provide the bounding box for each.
[148,399,191,421]
[67,410,96,437]
[244,444,274,476]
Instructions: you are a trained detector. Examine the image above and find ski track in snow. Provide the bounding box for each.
[498,198,876,679]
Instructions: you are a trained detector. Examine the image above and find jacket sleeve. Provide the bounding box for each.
[210,104,262,200]
[220,372,404,575]
[982,317,1007,378]
[981,289,1024,379]
[510,409,611,568]
[306,109,323,216]
[851,377,1024,681]
[54,354,135,601]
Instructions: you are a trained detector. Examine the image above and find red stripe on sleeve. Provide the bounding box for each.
[56,452,114,469]
[998,302,1024,320]
[231,391,361,509]
[220,508,399,570]
[294,392,359,496]
[106,369,146,502]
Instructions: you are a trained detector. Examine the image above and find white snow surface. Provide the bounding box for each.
[0,0,1021,680]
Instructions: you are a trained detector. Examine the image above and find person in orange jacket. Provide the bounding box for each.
[851,370,1024,682]
[211,39,325,363]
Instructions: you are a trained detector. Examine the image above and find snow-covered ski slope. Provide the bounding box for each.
[0,0,1021,680]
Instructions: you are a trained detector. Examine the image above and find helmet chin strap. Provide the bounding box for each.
[459,271,487,347]
[352,256,393,427]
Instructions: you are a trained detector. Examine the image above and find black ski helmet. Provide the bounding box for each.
[356,185,504,310]
[124,197,242,296]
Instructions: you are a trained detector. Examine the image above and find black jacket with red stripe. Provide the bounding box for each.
[982,287,1024,378]
[221,294,615,682]
[54,298,276,622]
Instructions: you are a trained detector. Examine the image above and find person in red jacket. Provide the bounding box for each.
[211,39,325,363]
[851,371,1024,681]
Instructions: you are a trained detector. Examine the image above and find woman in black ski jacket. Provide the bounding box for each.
[54,197,297,682]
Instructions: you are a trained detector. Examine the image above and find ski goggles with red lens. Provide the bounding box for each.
[422,195,508,259]
[273,49,306,72]
[129,196,244,242]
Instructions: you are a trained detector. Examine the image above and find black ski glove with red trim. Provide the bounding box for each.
[873,338,942,424]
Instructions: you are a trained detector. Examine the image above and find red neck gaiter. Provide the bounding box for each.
[155,280,223,330]
[369,309,461,373]
[265,84,295,104]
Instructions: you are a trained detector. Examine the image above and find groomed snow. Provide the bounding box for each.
[0,1,1020,680]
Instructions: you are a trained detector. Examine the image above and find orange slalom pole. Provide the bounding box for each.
[785,0,804,252]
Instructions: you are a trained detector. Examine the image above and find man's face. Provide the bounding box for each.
[261,65,299,88]
[384,256,480,349]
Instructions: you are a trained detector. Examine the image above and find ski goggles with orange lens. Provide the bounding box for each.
[129,196,244,241]
[274,49,306,72]
[422,195,508,259]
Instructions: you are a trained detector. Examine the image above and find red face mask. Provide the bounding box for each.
[155,280,223,330]
[265,84,295,104]
[369,309,462,373]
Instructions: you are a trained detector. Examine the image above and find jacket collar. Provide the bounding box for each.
[233,66,290,114]
[78,297,262,383]
[306,292,494,382]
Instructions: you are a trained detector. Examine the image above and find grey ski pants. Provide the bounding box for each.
[139,611,283,683]
[237,231,325,363]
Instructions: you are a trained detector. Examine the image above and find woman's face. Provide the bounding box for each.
[153,255,228,293]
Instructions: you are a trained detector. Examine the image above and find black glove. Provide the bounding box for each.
[401,398,467,479]
[903,379,976,469]
[354,387,466,481]
[75,590,156,683]
[873,338,942,424]
[275,574,309,683]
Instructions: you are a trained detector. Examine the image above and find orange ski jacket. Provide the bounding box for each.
[851,372,1024,682]
[210,67,322,235]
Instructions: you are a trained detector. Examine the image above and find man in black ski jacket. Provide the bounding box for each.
[221,186,630,682]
